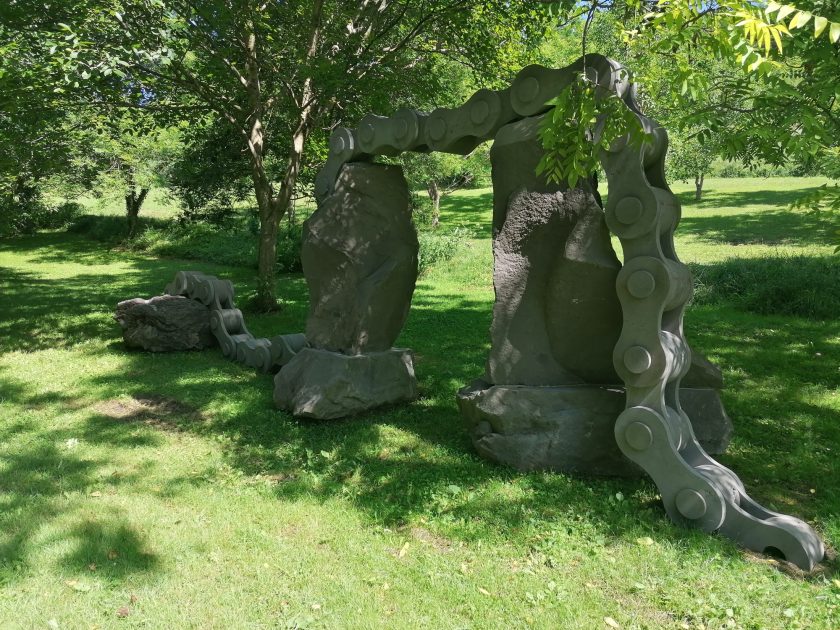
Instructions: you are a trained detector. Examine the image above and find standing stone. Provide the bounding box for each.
[456,116,732,476]
[276,162,420,419]
[302,162,418,354]
[114,295,216,352]
[487,187,622,385]
[487,115,620,385]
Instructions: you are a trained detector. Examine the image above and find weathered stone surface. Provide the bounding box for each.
[303,162,418,355]
[684,351,725,390]
[679,387,732,453]
[459,381,637,476]
[114,295,216,352]
[486,186,622,385]
[458,381,731,476]
[274,347,418,419]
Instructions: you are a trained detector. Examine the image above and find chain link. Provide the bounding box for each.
[165,271,306,373]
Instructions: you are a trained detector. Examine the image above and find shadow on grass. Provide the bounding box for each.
[678,209,837,247]
[76,288,839,566]
[689,255,840,320]
[2,232,838,579]
[438,190,493,237]
[0,233,309,353]
[0,233,309,583]
[684,305,840,510]
[674,186,827,210]
[0,366,162,580]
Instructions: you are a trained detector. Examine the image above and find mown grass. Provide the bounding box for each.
[0,177,838,628]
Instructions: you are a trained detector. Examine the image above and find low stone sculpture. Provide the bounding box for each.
[163,270,307,372]
[273,162,420,418]
[274,348,417,419]
[114,295,216,352]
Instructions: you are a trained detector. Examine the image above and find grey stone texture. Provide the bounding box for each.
[274,347,418,419]
[302,162,419,355]
[458,381,731,476]
[462,116,732,476]
[487,186,622,385]
[458,381,636,476]
[488,115,619,386]
[679,388,732,453]
[114,295,216,352]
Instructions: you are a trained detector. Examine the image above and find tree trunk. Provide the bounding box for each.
[244,1,322,311]
[427,180,441,228]
[123,168,148,236]
[695,173,705,201]
[253,172,280,311]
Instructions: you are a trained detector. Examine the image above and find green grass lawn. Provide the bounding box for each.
[1,177,839,628]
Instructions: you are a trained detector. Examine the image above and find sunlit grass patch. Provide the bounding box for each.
[0,177,838,628]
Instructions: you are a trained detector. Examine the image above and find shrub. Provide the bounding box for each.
[129,222,258,268]
[175,203,238,228]
[70,212,303,272]
[69,214,168,242]
[410,192,436,227]
[689,255,840,320]
[1,199,83,236]
[275,224,303,272]
[707,159,816,178]
[417,226,472,275]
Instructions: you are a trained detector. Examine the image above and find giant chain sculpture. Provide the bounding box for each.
[164,271,306,372]
[313,54,825,570]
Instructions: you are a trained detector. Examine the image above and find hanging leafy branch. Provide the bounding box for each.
[790,183,840,252]
[538,0,840,195]
[536,73,648,187]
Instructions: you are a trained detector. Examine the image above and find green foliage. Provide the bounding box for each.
[666,128,716,184]
[537,73,647,188]
[166,117,253,216]
[69,211,304,272]
[401,146,492,193]
[67,213,163,242]
[764,3,840,47]
[790,184,840,251]
[709,159,815,178]
[536,1,840,249]
[417,227,472,275]
[691,254,840,318]
[0,199,82,236]
[410,192,436,227]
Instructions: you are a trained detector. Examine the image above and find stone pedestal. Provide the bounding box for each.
[458,381,732,477]
[274,348,418,419]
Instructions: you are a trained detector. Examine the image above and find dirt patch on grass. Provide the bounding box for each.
[93,393,204,430]
[406,525,454,552]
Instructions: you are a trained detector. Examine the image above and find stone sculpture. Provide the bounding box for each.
[307,54,824,570]
[114,295,216,352]
[162,270,306,372]
[303,163,418,354]
[274,161,420,417]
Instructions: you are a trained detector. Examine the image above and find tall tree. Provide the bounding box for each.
[44,0,550,309]
[536,0,840,207]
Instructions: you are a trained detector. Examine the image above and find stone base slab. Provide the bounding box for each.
[458,381,732,477]
[274,347,417,419]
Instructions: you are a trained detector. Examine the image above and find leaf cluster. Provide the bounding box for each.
[536,72,647,188]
